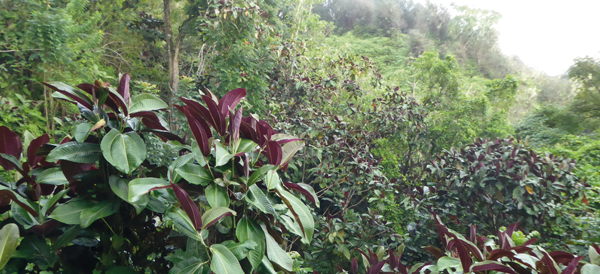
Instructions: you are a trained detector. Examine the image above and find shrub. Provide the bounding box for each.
[0,74,316,273]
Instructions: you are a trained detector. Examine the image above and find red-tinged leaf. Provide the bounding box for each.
[229,106,242,143]
[202,208,235,229]
[506,223,518,238]
[549,251,575,265]
[118,73,131,103]
[0,190,38,217]
[511,245,532,254]
[335,266,344,272]
[593,243,600,255]
[44,82,93,110]
[179,97,219,136]
[174,105,211,156]
[506,262,532,274]
[276,138,302,145]
[264,141,282,166]
[131,111,168,131]
[561,255,582,274]
[472,262,517,274]
[470,224,477,244]
[451,235,472,271]
[60,136,71,144]
[369,261,385,274]
[77,84,120,113]
[487,249,515,260]
[28,134,49,168]
[60,161,94,184]
[142,130,185,143]
[283,182,319,207]
[424,246,445,259]
[0,126,22,170]
[432,213,448,247]
[171,182,202,230]
[239,120,258,143]
[351,257,358,274]
[201,95,226,135]
[218,88,246,117]
[541,251,560,274]
[243,156,250,179]
[107,88,128,116]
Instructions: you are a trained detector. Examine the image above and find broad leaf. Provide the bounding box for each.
[128,178,169,203]
[129,93,168,114]
[209,244,244,274]
[101,129,147,174]
[36,167,68,185]
[27,134,50,167]
[11,203,38,229]
[46,142,101,164]
[222,240,257,260]
[201,207,236,229]
[53,225,81,250]
[175,163,213,186]
[582,264,600,274]
[205,184,230,208]
[171,257,208,274]
[48,200,94,225]
[109,176,146,214]
[167,208,204,242]
[218,88,246,117]
[247,165,276,187]
[214,142,234,167]
[170,154,195,183]
[44,81,93,110]
[41,189,69,216]
[175,104,212,156]
[276,188,314,244]
[79,201,121,228]
[172,182,203,230]
[118,73,131,103]
[265,170,281,190]
[245,184,277,217]
[261,224,293,271]
[280,140,304,167]
[234,139,257,155]
[236,217,265,271]
[0,126,22,171]
[13,236,57,268]
[74,123,93,143]
[0,223,19,269]
[283,182,320,207]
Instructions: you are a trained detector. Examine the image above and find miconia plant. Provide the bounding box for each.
[0,74,316,273]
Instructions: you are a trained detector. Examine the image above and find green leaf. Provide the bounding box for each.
[0,223,19,269]
[191,141,207,167]
[236,217,265,271]
[41,189,69,216]
[276,188,314,244]
[261,223,293,271]
[106,266,140,274]
[74,123,93,143]
[234,139,257,154]
[11,203,38,229]
[265,170,281,190]
[245,184,277,217]
[205,184,230,208]
[590,246,600,265]
[52,225,81,250]
[36,167,68,186]
[201,207,236,230]
[109,176,147,214]
[582,264,600,274]
[214,142,234,167]
[46,142,101,164]
[258,256,278,274]
[175,164,213,186]
[170,257,208,274]
[128,178,169,204]
[101,129,147,174]
[170,154,195,183]
[279,140,304,167]
[221,240,257,260]
[79,201,121,228]
[167,208,203,242]
[186,239,210,262]
[129,93,168,114]
[0,154,22,171]
[13,236,57,268]
[247,165,276,187]
[209,244,244,274]
[436,256,462,272]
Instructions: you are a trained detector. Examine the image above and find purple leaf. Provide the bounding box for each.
[27,134,49,168]
[77,83,120,113]
[229,106,242,143]
[351,258,358,274]
[44,82,93,110]
[174,105,211,156]
[541,251,560,274]
[470,224,477,244]
[142,130,185,143]
[118,73,131,103]
[201,95,226,135]
[218,88,246,117]
[0,126,22,170]
[487,249,515,260]
[505,223,518,238]
[472,262,517,274]
[171,182,202,230]
[131,111,168,131]
[264,141,282,166]
[283,182,319,207]
[560,256,583,274]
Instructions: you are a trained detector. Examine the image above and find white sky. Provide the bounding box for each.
[416,0,600,76]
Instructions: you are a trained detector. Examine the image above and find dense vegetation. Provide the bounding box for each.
[0,0,598,273]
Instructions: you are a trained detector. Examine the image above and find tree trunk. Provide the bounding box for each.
[164,0,180,126]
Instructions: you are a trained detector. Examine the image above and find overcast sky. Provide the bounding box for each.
[415,0,600,76]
